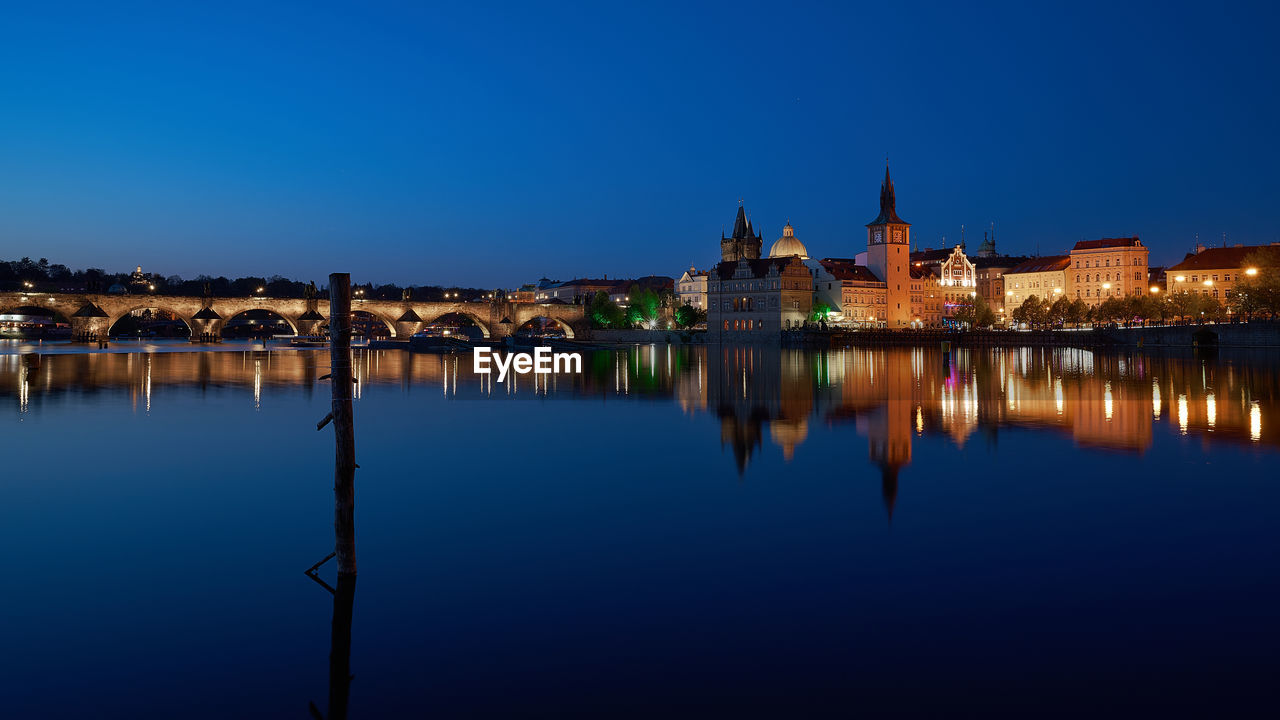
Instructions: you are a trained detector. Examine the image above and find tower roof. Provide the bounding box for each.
[732,205,749,238]
[867,165,909,227]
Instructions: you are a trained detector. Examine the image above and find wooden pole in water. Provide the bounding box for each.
[329,272,357,577]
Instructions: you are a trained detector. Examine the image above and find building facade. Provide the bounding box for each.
[973,255,1029,316]
[816,258,888,327]
[1068,237,1149,306]
[707,206,812,339]
[676,268,709,310]
[1003,255,1070,314]
[866,166,913,328]
[1165,244,1280,303]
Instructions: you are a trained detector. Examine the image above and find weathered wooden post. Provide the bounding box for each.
[329,272,357,577]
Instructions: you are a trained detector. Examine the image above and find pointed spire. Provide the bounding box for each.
[868,164,908,227]
[732,204,749,238]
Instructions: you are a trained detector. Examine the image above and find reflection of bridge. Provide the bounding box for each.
[0,292,590,342]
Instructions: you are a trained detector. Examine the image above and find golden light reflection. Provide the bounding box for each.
[253,358,262,410]
[3,345,1277,481]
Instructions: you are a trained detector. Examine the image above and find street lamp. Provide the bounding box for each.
[1150,286,1161,293]
[1245,267,1258,276]
[1203,280,1213,287]
[1174,275,1185,282]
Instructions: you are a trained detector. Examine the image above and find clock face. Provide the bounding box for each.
[873,230,883,244]
[892,229,903,243]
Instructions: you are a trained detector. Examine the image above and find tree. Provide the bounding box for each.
[1228,249,1280,318]
[1012,295,1045,328]
[674,303,707,329]
[588,290,626,328]
[1048,296,1072,327]
[975,299,997,328]
[1137,294,1168,324]
[1097,296,1123,325]
[624,284,662,328]
[809,302,833,323]
[1066,299,1088,328]
[952,296,977,327]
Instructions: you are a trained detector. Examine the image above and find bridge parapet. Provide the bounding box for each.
[0,292,590,342]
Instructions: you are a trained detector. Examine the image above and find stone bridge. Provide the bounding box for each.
[0,291,590,342]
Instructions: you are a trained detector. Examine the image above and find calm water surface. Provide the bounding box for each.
[2,341,1278,718]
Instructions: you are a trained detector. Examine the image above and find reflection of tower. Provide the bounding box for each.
[707,346,814,474]
[866,165,912,328]
[868,352,913,520]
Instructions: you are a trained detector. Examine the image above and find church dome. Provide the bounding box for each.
[768,222,808,259]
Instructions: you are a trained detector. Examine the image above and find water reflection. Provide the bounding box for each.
[3,345,1278,473]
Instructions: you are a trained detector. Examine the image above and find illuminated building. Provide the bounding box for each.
[1068,236,1150,306]
[676,267,708,310]
[1165,243,1280,302]
[866,165,913,328]
[1004,255,1070,314]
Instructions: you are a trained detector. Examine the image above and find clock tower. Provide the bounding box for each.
[866,165,911,328]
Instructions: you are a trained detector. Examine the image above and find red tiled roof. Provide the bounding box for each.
[712,257,804,280]
[818,258,883,283]
[1167,245,1280,272]
[1006,255,1071,274]
[1072,236,1142,251]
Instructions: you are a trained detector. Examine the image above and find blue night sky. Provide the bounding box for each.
[1,1,1277,287]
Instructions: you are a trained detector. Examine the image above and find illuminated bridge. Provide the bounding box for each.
[0,291,590,342]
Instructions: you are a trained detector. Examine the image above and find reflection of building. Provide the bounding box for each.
[705,346,815,472]
[867,351,914,518]
[1069,236,1149,306]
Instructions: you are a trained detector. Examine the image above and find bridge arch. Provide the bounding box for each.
[420,310,491,338]
[351,309,396,338]
[515,315,577,339]
[106,305,195,337]
[0,303,73,323]
[222,308,299,336]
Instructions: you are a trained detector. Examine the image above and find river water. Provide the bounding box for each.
[2,341,1277,717]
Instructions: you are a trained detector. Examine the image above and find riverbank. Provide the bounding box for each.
[784,321,1280,349]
